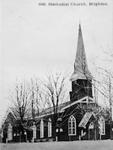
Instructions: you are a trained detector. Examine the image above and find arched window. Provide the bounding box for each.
[40,119,44,138]
[8,123,12,141]
[68,115,76,135]
[48,118,52,137]
[99,116,105,135]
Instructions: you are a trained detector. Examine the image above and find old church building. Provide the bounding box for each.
[1,25,112,143]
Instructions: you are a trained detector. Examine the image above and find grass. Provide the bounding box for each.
[0,140,113,150]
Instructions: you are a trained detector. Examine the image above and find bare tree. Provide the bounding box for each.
[9,81,31,141]
[7,78,45,142]
[95,67,113,139]
[30,78,45,119]
[43,73,68,140]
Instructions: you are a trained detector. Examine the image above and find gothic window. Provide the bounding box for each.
[99,116,105,135]
[40,119,44,138]
[68,115,76,136]
[8,123,12,141]
[48,118,52,137]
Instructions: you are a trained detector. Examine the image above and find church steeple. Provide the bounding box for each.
[70,24,92,81]
[70,24,93,102]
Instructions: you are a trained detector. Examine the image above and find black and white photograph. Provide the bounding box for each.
[0,0,113,150]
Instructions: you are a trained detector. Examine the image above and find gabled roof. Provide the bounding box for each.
[79,112,95,128]
[1,108,17,127]
[36,101,71,119]
[61,96,94,112]
[70,24,92,81]
[36,96,95,119]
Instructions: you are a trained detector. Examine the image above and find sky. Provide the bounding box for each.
[0,0,113,126]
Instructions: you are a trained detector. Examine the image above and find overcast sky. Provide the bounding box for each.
[0,0,113,125]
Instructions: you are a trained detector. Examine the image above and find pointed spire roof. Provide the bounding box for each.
[70,24,92,81]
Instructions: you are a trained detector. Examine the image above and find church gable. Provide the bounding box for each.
[61,96,95,112]
[78,112,95,128]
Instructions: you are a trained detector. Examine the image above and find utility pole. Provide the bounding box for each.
[109,76,112,139]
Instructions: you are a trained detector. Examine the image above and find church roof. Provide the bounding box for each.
[36,96,94,119]
[70,24,92,81]
[37,101,71,117]
[79,112,95,128]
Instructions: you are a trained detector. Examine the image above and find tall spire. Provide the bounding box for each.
[70,24,92,81]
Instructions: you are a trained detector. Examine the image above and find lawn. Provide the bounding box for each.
[0,140,113,150]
